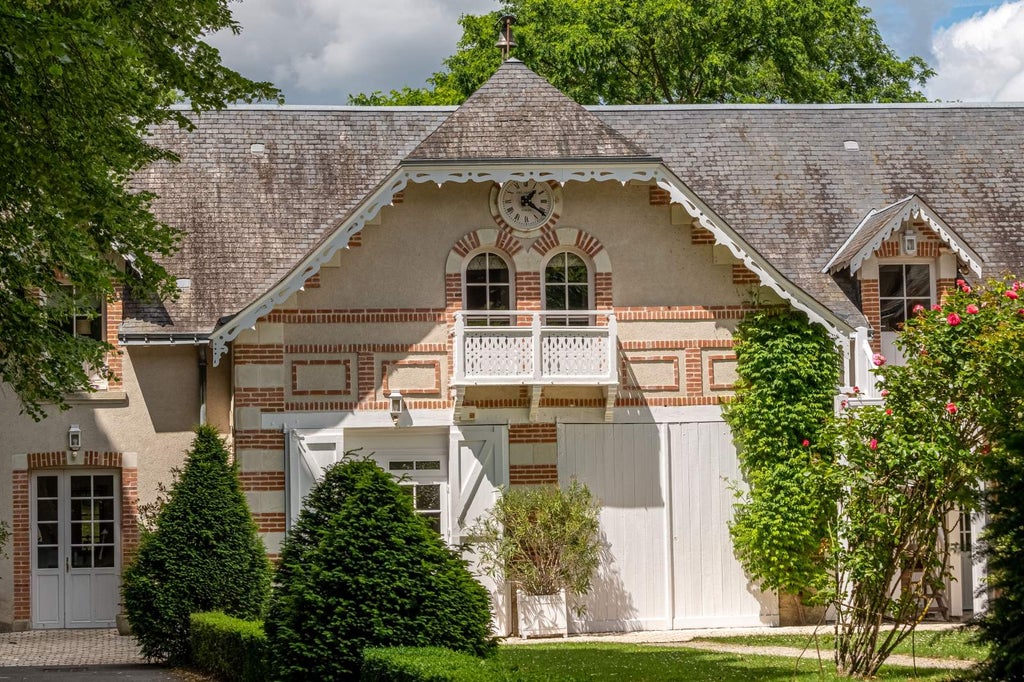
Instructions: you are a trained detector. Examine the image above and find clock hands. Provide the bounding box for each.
[520,189,548,218]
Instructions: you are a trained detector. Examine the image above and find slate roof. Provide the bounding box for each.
[124,65,1024,336]
[826,196,916,273]
[597,104,1024,326]
[405,60,651,163]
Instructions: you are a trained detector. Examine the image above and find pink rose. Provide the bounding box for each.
[872,353,887,367]
[1014,281,1022,291]
[966,304,979,314]
[869,438,878,450]
[912,304,925,314]
[802,439,810,447]
[947,313,961,325]
[931,304,942,311]
[853,386,860,395]
[962,285,972,294]
[946,402,958,414]
[885,408,893,416]
[841,399,849,410]
[880,389,890,397]
[1006,290,1019,300]
[956,279,966,287]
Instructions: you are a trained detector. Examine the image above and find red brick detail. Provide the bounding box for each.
[265,310,446,325]
[122,467,139,566]
[303,273,321,289]
[381,359,442,396]
[683,348,703,395]
[239,471,285,492]
[357,352,376,406]
[574,231,604,258]
[348,232,362,247]
[104,286,124,385]
[452,232,481,258]
[649,186,671,205]
[515,272,542,311]
[707,352,738,391]
[12,470,29,621]
[509,423,557,444]
[732,264,760,285]
[291,359,351,396]
[282,399,453,412]
[495,229,524,257]
[616,396,722,407]
[235,387,285,409]
[620,339,737,350]
[391,191,404,204]
[918,241,940,258]
[530,227,560,256]
[861,279,882,353]
[234,430,285,450]
[538,398,606,408]
[285,343,446,354]
[595,273,613,308]
[878,240,900,258]
[252,512,286,533]
[445,273,462,310]
[691,226,716,245]
[937,278,956,304]
[621,355,680,391]
[510,465,558,486]
[234,344,285,365]
[28,451,124,469]
[614,305,759,321]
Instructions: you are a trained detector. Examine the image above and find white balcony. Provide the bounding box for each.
[453,311,618,387]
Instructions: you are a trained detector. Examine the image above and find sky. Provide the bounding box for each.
[207,0,1024,105]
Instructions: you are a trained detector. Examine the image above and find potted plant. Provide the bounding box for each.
[473,479,601,638]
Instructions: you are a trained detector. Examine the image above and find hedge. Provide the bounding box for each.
[190,611,271,682]
[361,647,516,682]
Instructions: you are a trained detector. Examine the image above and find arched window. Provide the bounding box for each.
[544,251,591,326]
[464,251,512,325]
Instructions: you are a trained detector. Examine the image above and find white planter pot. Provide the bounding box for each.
[517,589,567,638]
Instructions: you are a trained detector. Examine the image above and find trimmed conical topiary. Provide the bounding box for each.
[122,425,271,664]
[266,456,496,681]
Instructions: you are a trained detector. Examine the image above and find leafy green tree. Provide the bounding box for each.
[122,426,271,664]
[0,0,279,418]
[723,309,842,611]
[351,0,932,106]
[266,457,496,681]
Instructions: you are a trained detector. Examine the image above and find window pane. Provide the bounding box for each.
[98,522,114,544]
[880,298,905,331]
[36,476,58,498]
[94,476,115,497]
[422,514,442,534]
[908,299,930,316]
[37,499,58,522]
[465,286,488,310]
[565,254,588,283]
[905,265,930,298]
[72,546,92,568]
[415,460,441,471]
[878,265,905,298]
[70,476,91,498]
[389,461,415,471]
[545,256,566,284]
[37,523,58,546]
[94,499,115,521]
[71,522,91,545]
[488,286,510,310]
[94,546,115,568]
[37,547,58,569]
[546,287,566,311]
[567,284,589,310]
[465,254,488,283]
[489,258,509,284]
[415,484,441,512]
[70,499,91,521]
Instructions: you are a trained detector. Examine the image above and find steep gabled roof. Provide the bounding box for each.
[405,60,652,163]
[823,194,983,275]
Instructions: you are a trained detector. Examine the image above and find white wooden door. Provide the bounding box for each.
[559,422,772,632]
[32,471,120,629]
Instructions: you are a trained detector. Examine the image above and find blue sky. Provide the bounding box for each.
[209,1,1024,104]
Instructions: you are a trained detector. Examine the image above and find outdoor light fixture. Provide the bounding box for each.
[903,232,917,255]
[68,424,82,451]
[389,391,404,424]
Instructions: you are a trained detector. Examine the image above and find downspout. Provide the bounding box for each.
[197,345,208,425]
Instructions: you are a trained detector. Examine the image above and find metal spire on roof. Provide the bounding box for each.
[496,14,517,60]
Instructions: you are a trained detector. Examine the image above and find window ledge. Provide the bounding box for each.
[65,391,128,406]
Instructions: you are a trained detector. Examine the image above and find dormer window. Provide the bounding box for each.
[878,264,932,331]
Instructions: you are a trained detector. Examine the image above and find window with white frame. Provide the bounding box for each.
[543,250,591,326]
[383,457,447,536]
[464,251,512,325]
[878,264,932,331]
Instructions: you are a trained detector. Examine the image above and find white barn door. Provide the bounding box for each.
[559,422,772,632]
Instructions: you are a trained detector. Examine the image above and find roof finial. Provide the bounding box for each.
[496,14,517,61]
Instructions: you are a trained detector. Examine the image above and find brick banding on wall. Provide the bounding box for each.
[621,355,680,392]
[860,278,882,353]
[234,430,286,450]
[691,226,716,245]
[238,471,286,492]
[614,305,761,321]
[509,423,557,444]
[707,352,738,391]
[732,264,760,285]
[235,387,285,409]
[252,512,287,534]
[510,464,558,486]
[291,358,352,396]
[266,310,446,325]
[234,344,285,365]
[381,359,442,396]
[649,186,671,205]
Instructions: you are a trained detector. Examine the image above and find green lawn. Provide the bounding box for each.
[497,643,958,681]
[694,629,985,662]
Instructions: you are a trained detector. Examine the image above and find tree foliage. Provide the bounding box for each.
[0,0,279,418]
[724,309,842,601]
[121,425,271,664]
[351,0,932,106]
[265,456,496,681]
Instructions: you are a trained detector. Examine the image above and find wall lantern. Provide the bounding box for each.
[68,424,82,451]
[903,232,917,255]
[388,391,404,424]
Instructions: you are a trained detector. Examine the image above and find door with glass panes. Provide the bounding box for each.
[31,471,120,628]
[878,263,933,365]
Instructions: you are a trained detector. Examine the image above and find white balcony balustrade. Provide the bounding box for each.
[452,311,618,386]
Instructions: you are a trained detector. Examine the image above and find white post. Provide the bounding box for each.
[607,313,618,384]
[532,312,543,382]
[454,312,465,384]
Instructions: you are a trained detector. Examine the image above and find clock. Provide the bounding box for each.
[489,180,562,235]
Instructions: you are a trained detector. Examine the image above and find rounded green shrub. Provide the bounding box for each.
[265,456,496,681]
[122,425,271,664]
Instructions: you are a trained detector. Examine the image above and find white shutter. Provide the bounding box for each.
[448,425,508,543]
[286,429,343,527]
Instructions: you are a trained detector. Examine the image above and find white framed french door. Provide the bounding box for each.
[31,470,120,628]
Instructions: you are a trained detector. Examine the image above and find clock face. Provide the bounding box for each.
[489,180,562,234]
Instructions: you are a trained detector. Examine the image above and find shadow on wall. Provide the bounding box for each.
[127,346,201,433]
[570,530,639,634]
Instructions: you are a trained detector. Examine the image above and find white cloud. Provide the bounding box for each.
[862,0,954,62]
[928,1,1024,101]
[207,0,495,104]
